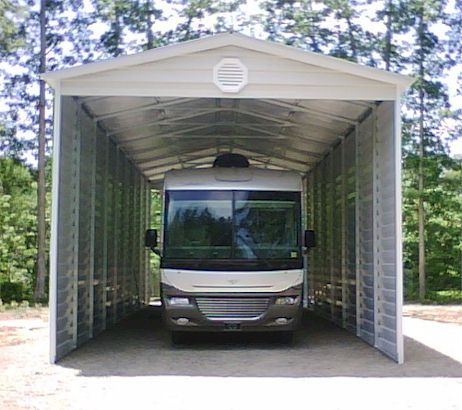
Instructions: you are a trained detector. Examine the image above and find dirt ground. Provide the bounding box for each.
[403,304,462,324]
[0,305,461,410]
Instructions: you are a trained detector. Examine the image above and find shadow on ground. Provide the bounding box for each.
[59,306,462,378]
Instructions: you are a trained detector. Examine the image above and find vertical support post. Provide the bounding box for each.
[139,174,145,304]
[321,162,327,315]
[146,183,152,302]
[71,103,82,348]
[137,174,145,304]
[329,153,335,321]
[122,159,129,315]
[121,157,128,315]
[88,121,97,339]
[102,131,108,330]
[394,95,404,364]
[301,175,308,308]
[341,138,347,328]
[372,107,380,349]
[309,171,315,309]
[49,84,61,364]
[112,147,119,324]
[354,123,361,336]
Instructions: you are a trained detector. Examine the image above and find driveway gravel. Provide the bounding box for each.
[0,306,461,410]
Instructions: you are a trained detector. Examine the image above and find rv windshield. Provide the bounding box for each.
[164,190,301,269]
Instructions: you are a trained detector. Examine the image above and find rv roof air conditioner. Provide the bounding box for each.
[213,153,250,168]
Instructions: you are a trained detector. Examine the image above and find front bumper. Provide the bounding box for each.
[161,284,302,332]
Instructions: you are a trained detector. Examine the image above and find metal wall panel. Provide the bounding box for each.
[76,109,94,346]
[356,113,375,345]
[332,146,343,325]
[343,132,357,332]
[374,101,400,361]
[93,126,108,336]
[54,97,80,359]
[305,173,315,307]
[306,102,400,361]
[106,141,117,325]
[51,97,151,362]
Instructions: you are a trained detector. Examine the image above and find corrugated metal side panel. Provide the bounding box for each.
[312,161,329,316]
[106,141,117,326]
[76,108,94,346]
[144,182,152,303]
[92,126,107,336]
[138,176,145,304]
[116,151,126,319]
[306,173,315,307]
[129,165,140,309]
[326,153,335,321]
[126,165,135,312]
[52,100,151,362]
[307,106,399,359]
[307,134,359,331]
[332,147,343,325]
[344,132,357,332]
[357,112,375,345]
[55,97,80,359]
[374,101,399,360]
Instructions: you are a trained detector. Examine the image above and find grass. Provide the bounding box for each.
[427,290,462,304]
[406,289,462,305]
[0,299,44,312]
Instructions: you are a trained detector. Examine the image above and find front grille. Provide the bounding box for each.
[196,297,270,321]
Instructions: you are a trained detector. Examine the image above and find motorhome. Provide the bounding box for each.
[145,154,314,342]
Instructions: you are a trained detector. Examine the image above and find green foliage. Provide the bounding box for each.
[0,0,461,304]
[149,190,162,297]
[0,157,37,299]
[0,281,25,303]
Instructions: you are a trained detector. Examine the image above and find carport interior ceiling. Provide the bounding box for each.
[82,96,372,186]
[44,33,413,364]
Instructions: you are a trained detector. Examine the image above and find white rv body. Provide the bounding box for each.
[159,167,305,335]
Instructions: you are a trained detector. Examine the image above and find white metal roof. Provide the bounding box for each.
[44,33,413,186]
[43,33,413,91]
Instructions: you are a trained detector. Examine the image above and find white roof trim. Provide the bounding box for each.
[42,33,414,91]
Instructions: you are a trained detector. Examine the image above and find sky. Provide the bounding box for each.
[3,0,461,158]
[154,0,462,155]
[129,0,462,155]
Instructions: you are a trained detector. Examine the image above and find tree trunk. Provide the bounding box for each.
[146,0,154,50]
[417,7,426,302]
[34,0,47,301]
[384,0,392,71]
[346,15,358,61]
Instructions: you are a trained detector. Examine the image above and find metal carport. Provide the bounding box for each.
[43,33,413,364]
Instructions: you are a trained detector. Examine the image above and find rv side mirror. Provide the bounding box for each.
[304,230,316,248]
[145,229,158,248]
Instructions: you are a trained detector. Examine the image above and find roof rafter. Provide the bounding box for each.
[261,99,358,125]
[94,97,193,121]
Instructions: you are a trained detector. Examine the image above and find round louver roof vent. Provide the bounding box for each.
[213,58,248,93]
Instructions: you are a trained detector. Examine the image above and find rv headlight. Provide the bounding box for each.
[275,296,298,305]
[168,297,190,306]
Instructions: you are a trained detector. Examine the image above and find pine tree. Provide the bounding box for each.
[323,0,374,63]
[2,0,96,300]
[0,0,27,158]
[401,0,458,301]
[34,0,46,301]
[375,0,410,71]
[164,0,244,43]
[260,0,334,52]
